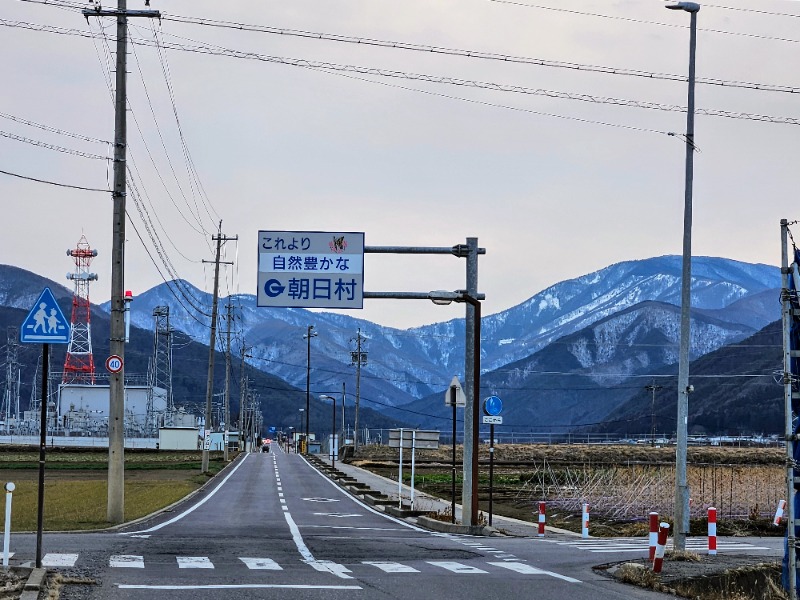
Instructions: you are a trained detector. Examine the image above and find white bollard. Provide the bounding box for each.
[582,503,590,539]
[3,482,14,568]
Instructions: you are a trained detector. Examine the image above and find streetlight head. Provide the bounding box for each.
[665,2,700,12]
[429,290,459,306]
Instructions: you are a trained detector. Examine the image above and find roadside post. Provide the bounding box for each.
[3,482,14,568]
[446,378,466,523]
[19,287,69,569]
[482,396,503,527]
[389,429,440,509]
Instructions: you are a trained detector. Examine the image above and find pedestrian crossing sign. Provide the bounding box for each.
[20,287,70,344]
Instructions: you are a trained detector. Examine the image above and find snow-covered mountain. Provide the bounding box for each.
[97,255,779,411]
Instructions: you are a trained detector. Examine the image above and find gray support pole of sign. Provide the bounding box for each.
[411,430,416,510]
[35,343,47,569]
[489,424,494,526]
[782,219,797,600]
[674,8,698,552]
[463,238,479,526]
[398,428,404,509]
[107,0,128,526]
[451,385,457,524]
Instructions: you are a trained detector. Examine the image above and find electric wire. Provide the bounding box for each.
[0,167,109,192]
[0,130,108,159]
[0,111,111,144]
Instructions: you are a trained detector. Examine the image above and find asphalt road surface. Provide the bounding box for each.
[11,447,783,599]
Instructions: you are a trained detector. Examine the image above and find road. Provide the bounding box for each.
[10,446,783,599]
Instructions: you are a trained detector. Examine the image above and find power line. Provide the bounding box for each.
[155,13,800,94]
[0,130,109,159]
[0,111,111,143]
[0,168,109,192]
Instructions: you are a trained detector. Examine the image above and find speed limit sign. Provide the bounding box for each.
[105,355,123,373]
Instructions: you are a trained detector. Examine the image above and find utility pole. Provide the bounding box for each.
[82,0,159,524]
[350,329,367,451]
[303,325,317,455]
[223,303,233,461]
[201,222,237,473]
[645,381,664,446]
[238,344,249,451]
[463,237,480,526]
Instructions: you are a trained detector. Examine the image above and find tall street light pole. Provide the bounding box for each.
[303,325,317,455]
[430,290,481,527]
[665,0,700,552]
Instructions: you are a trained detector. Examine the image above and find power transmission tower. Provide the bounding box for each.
[82,0,160,524]
[350,328,367,450]
[63,236,98,385]
[201,221,237,473]
[4,327,20,433]
[146,306,173,434]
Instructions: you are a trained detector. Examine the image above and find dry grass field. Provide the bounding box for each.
[0,448,228,531]
[351,443,787,534]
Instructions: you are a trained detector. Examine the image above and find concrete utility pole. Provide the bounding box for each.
[201,222,237,473]
[303,325,318,454]
[351,329,367,450]
[462,237,480,526]
[223,303,233,461]
[665,0,700,552]
[238,343,249,451]
[645,381,664,445]
[83,0,159,524]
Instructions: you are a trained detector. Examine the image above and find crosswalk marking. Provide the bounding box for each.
[427,561,487,574]
[489,562,580,583]
[308,560,352,579]
[42,553,78,567]
[240,557,282,570]
[363,561,420,573]
[110,555,145,568]
[543,537,771,554]
[177,556,214,569]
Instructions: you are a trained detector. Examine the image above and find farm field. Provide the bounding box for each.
[0,448,228,531]
[350,443,787,536]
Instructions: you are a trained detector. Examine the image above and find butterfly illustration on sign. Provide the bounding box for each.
[329,236,347,253]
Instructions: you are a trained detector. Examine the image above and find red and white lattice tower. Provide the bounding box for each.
[63,236,98,384]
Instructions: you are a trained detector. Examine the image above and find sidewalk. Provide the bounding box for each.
[313,455,577,538]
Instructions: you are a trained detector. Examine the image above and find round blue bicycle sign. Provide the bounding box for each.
[483,395,503,416]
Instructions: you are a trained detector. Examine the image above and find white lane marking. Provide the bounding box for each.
[303,525,401,531]
[427,561,487,574]
[282,506,289,511]
[177,556,214,569]
[125,454,250,535]
[280,499,286,504]
[110,555,144,568]
[303,498,340,503]
[129,535,150,539]
[42,553,78,567]
[303,455,427,533]
[363,561,420,573]
[489,562,580,583]
[284,510,315,563]
[308,560,352,579]
[313,513,362,518]
[118,584,362,590]
[240,557,282,570]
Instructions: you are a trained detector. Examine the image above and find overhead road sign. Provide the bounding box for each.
[20,288,69,344]
[257,230,365,309]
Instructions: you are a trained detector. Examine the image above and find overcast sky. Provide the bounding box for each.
[2,0,798,330]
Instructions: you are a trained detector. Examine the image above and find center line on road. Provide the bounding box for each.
[117,584,362,590]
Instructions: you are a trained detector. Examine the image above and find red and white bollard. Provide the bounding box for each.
[581,503,590,539]
[652,522,670,573]
[648,512,659,560]
[538,501,546,537]
[774,500,787,526]
[708,507,717,555]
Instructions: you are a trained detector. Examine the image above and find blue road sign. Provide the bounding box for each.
[483,395,503,416]
[20,288,70,344]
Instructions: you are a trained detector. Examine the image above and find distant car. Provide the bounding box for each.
[261,444,270,453]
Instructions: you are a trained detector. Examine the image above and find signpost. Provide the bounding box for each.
[445,377,466,523]
[257,231,365,309]
[483,395,503,526]
[389,429,439,509]
[19,288,69,569]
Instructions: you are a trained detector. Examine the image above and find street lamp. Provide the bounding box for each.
[665,0,699,553]
[320,395,337,468]
[303,325,318,455]
[429,290,481,527]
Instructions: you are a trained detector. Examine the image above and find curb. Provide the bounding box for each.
[21,567,44,600]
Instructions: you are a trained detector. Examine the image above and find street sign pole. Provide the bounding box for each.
[35,343,48,569]
[489,423,494,526]
[451,386,457,524]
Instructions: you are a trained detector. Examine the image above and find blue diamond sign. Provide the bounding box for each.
[20,288,70,344]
